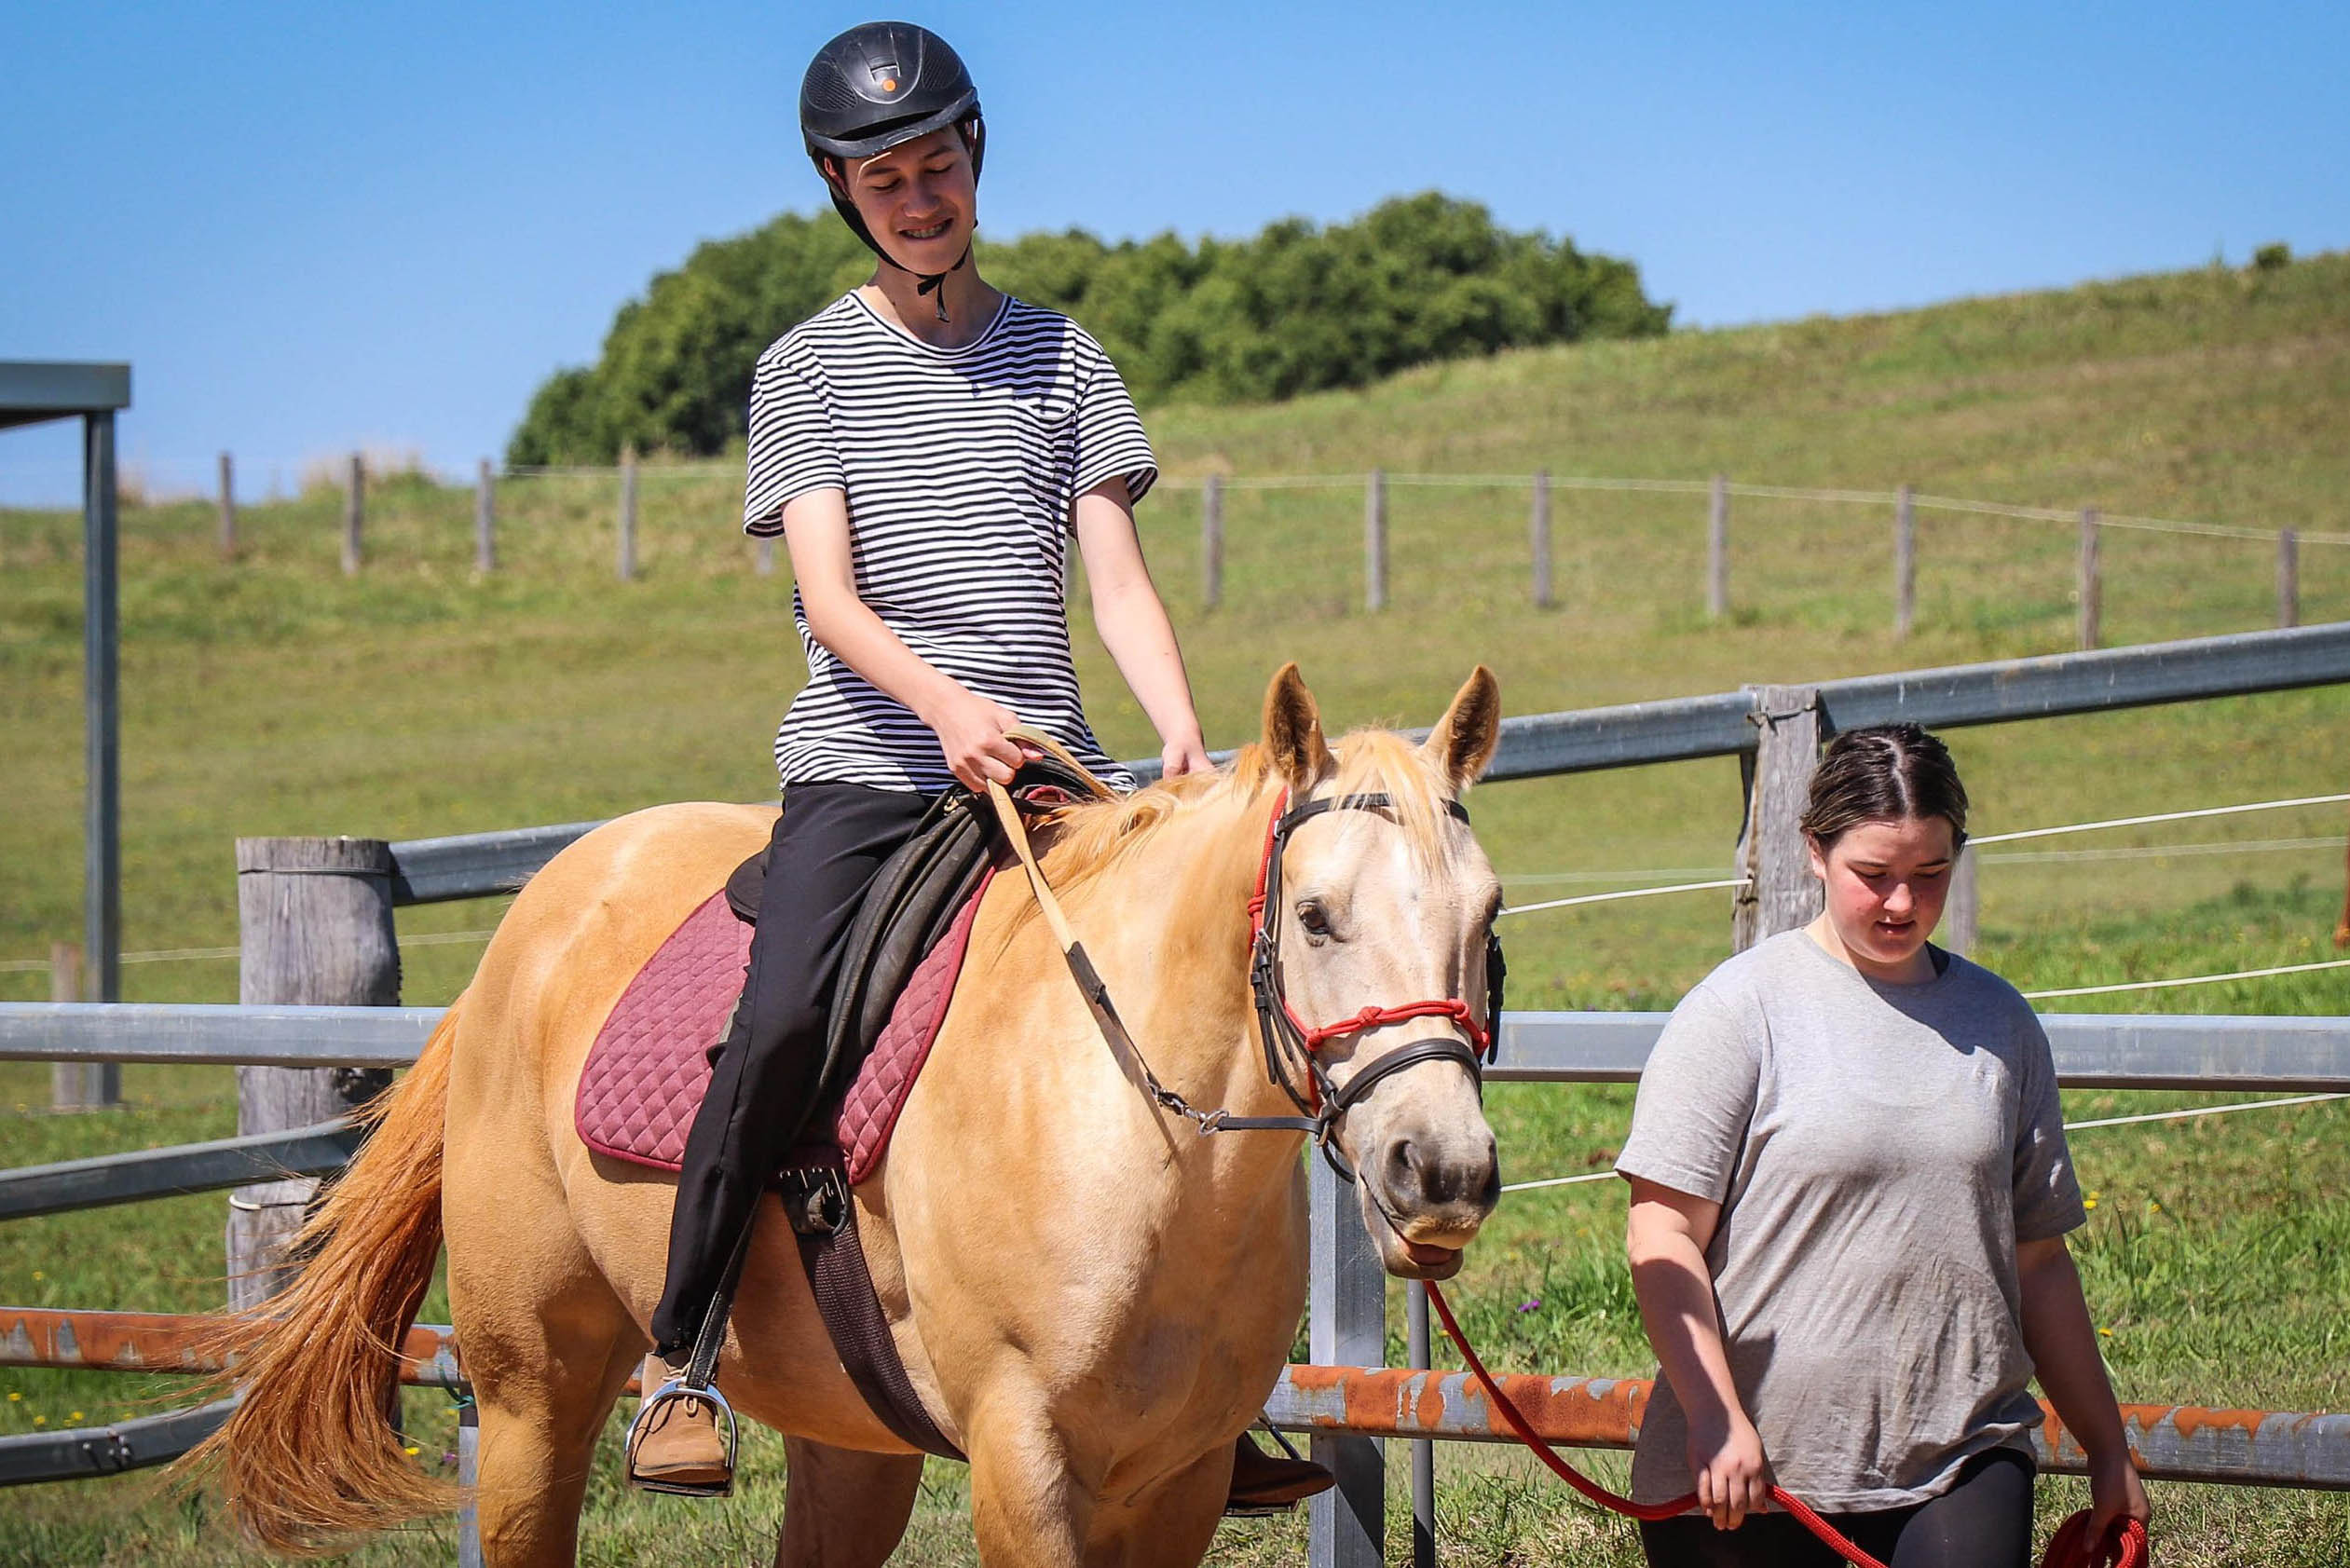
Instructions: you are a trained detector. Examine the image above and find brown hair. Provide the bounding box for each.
[1799,723,1969,849]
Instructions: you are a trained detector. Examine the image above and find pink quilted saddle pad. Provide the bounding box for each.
[574,868,991,1185]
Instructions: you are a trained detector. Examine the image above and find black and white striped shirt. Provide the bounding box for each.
[745,292,1155,793]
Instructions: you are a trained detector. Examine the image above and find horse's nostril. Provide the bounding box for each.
[1387,1139,1423,1192]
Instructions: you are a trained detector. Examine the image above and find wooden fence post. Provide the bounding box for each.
[1202,474,1224,609]
[2077,508,2100,650]
[1364,469,1387,612]
[618,447,639,582]
[1732,685,1824,951]
[474,459,496,574]
[47,943,119,1111]
[229,837,399,1310]
[1893,483,1916,641]
[217,452,237,562]
[2278,530,2300,629]
[341,453,364,577]
[1530,470,1553,609]
[1708,473,1728,620]
[1944,845,1979,957]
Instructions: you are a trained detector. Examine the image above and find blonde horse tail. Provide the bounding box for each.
[181,999,458,1554]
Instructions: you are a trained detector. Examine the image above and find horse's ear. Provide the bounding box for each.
[1262,662,1333,790]
[1420,666,1502,791]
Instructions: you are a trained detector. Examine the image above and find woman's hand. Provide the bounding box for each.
[1159,730,1212,779]
[924,688,1026,791]
[1687,1411,1772,1530]
[2085,1449,2151,1544]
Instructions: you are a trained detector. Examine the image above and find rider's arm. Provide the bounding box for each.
[2017,1236,2151,1537]
[781,486,1022,789]
[1625,1178,1770,1531]
[1072,477,1209,778]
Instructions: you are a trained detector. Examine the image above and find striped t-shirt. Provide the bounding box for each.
[744,291,1155,793]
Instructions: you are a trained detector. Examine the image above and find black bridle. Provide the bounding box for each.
[1206,790,1507,1181]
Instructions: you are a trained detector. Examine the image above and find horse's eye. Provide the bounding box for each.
[1296,901,1333,939]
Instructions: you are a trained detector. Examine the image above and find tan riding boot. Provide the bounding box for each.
[1225,1429,1335,1515]
[625,1355,736,1496]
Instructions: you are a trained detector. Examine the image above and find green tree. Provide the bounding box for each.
[509,193,1671,464]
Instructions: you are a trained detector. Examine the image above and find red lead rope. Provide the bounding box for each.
[1421,1281,2149,1568]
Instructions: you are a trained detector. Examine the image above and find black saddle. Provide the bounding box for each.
[722,756,1102,1127]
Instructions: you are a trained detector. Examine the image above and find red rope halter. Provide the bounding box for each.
[1422,1280,2148,1568]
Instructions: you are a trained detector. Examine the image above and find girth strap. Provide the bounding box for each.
[780,1158,965,1461]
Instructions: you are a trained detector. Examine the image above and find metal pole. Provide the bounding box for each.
[1894,483,1916,641]
[341,453,363,577]
[217,451,236,561]
[458,1397,484,1568]
[1365,469,1387,613]
[2077,508,2100,651]
[1530,470,1553,609]
[2278,530,2300,629]
[228,838,399,1309]
[1310,1160,1386,1568]
[473,459,495,574]
[618,446,638,581]
[1707,473,1728,620]
[1406,1280,1434,1568]
[756,535,777,577]
[1202,473,1224,609]
[83,412,120,1005]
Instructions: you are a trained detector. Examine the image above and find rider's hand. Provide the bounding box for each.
[1159,730,1212,780]
[2085,1449,2151,1545]
[924,688,1027,791]
[1687,1411,1771,1531]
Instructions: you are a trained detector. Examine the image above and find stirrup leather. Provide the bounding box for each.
[624,1377,741,1498]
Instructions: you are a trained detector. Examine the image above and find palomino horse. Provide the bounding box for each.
[193,664,1506,1566]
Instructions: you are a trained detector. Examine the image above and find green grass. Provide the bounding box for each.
[5,252,2350,1561]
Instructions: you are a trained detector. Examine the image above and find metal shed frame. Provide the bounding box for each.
[1,361,131,1002]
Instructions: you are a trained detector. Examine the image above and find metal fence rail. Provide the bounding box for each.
[6,1308,2344,1493]
[364,622,2350,903]
[10,1003,2345,1092]
[0,1119,360,1221]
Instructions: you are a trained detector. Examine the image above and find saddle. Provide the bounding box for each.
[595,736,1114,1470]
[725,738,1111,1127]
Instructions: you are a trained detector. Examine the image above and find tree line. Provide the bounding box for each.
[508,192,1672,467]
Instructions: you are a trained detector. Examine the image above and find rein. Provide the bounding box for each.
[1422,1281,2150,1568]
[983,781,1499,1173]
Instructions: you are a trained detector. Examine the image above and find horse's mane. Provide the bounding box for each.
[1038,728,1468,893]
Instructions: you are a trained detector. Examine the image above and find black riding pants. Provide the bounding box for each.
[1638,1448,2035,1568]
[649,782,935,1356]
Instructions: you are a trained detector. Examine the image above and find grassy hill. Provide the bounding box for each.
[3,252,2348,1564]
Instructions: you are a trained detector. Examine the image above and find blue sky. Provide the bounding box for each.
[3,1,2343,504]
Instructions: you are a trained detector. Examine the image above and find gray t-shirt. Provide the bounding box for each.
[1615,929,2084,1511]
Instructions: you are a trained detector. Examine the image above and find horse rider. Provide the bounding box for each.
[624,20,1334,1515]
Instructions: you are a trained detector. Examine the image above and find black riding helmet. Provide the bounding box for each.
[801,21,987,320]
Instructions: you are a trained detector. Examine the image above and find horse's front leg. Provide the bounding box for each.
[1083,1443,1231,1568]
[965,1393,1098,1568]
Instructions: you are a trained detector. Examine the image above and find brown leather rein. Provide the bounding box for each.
[984,781,1504,1181]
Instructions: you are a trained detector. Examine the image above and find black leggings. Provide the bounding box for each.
[1638,1448,2035,1568]
[649,782,934,1356]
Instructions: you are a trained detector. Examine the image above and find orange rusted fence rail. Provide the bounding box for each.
[7,1307,2348,1493]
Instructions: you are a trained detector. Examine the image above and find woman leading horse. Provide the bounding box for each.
[190,665,1508,1568]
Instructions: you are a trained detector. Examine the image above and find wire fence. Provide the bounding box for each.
[7,456,2342,641]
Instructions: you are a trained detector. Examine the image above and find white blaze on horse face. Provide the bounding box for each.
[1278,807,1501,1279]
